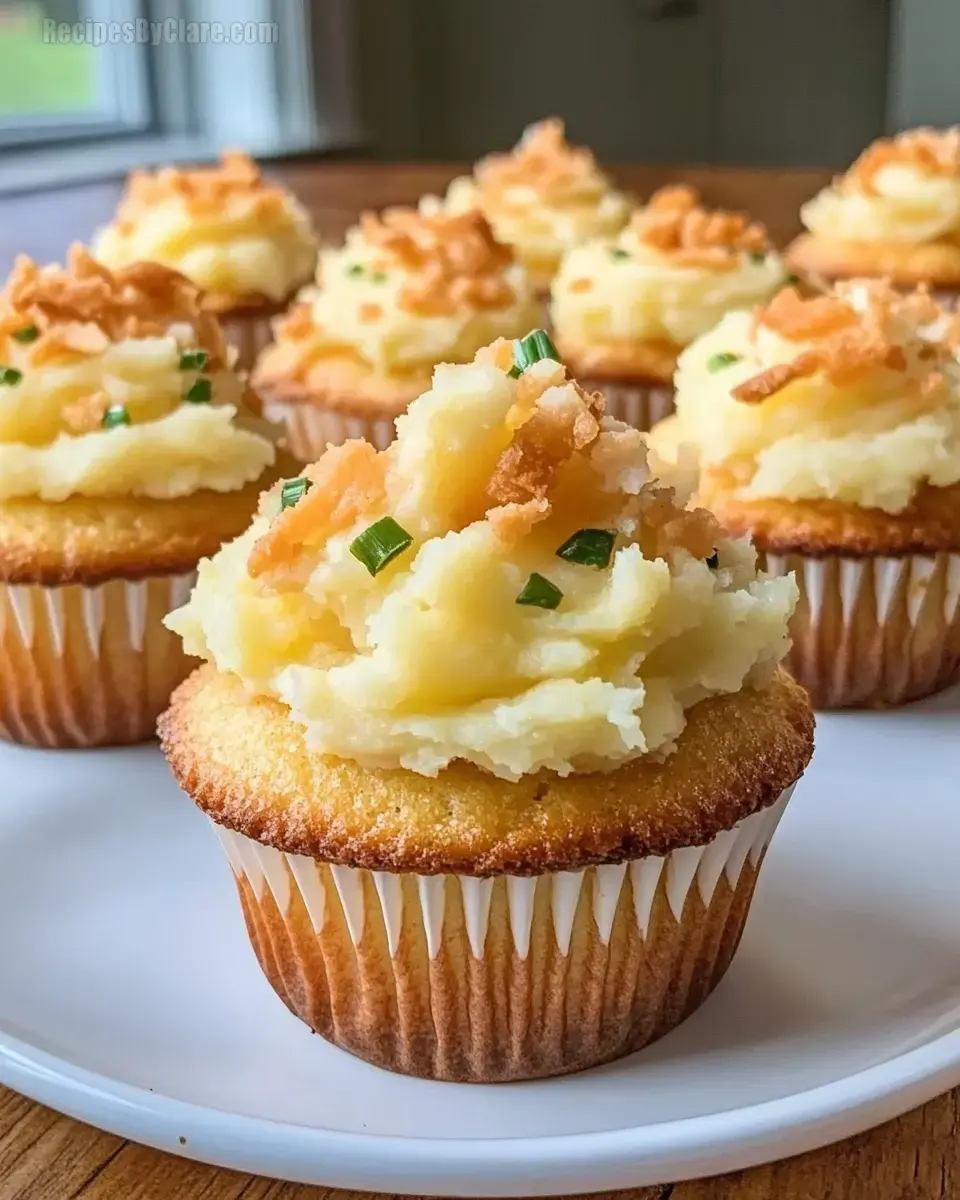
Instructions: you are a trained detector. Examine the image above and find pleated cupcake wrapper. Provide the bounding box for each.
[219,311,277,373]
[578,378,676,432]
[763,550,960,709]
[211,785,793,1082]
[265,398,397,463]
[0,571,196,748]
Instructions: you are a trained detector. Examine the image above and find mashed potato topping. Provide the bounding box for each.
[259,207,539,381]
[552,185,786,348]
[444,119,629,273]
[802,128,960,245]
[0,247,275,501]
[93,152,317,304]
[168,335,796,780]
[673,282,960,513]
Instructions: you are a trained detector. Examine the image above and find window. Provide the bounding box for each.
[0,0,360,192]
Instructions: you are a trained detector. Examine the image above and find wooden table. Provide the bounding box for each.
[0,160,954,1200]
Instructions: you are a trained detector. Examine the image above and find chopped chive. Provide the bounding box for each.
[516,572,563,610]
[370,270,388,283]
[12,325,38,343]
[707,351,740,372]
[185,378,212,404]
[0,366,22,386]
[101,404,130,429]
[346,264,365,277]
[508,328,561,378]
[350,516,413,576]
[280,476,312,510]
[179,348,209,370]
[784,273,800,286]
[610,247,630,260]
[556,528,616,569]
[748,250,767,264]
[705,549,719,569]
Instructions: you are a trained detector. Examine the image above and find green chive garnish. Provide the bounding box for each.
[370,270,388,283]
[280,476,312,510]
[516,572,563,610]
[784,273,800,286]
[706,549,719,569]
[556,528,616,569]
[101,404,130,429]
[610,247,630,260]
[748,250,767,264]
[707,352,740,372]
[0,366,22,386]
[350,517,413,576]
[346,264,365,277]
[508,328,561,378]
[179,348,208,370]
[12,325,38,343]
[185,378,212,404]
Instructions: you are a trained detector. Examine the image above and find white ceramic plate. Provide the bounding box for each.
[0,688,959,1195]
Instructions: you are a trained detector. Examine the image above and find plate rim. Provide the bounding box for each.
[2,1024,960,1194]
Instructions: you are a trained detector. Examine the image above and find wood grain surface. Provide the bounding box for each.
[0,159,952,1200]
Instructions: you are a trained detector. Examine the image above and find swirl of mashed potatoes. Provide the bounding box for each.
[444,119,630,283]
[552,185,787,350]
[802,128,960,244]
[168,336,796,780]
[93,152,317,306]
[673,281,960,514]
[0,246,275,501]
[254,207,540,399]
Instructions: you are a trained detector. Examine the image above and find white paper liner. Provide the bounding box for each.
[578,377,676,432]
[0,571,196,747]
[208,784,794,1080]
[764,550,960,708]
[264,398,397,463]
[219,310,278,372]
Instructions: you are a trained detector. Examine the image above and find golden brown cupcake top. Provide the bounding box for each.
[443,120,630,282]
[93,152,318,306]
[799,126,960,249]
[168,332,797,781]
[0,246,275,502]
[551,186,786,357]
[672,280,960,514]
[253,207,539,394]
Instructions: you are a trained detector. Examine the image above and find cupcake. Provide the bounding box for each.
[788,127,960,306]
[444,118,630,295]
[252,207,539,462]
[669,281,960,709]
[160,330,813,1083]
[552,185,788,431]
[93,151,318,368]
[0,246,284,748]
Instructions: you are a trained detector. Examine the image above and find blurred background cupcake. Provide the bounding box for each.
[443,118,630,297]
[667,281,960,709]
[253,207,539,461]
[788,127,960,307]
[162,334,813,1082]
[0,245,285,748]
[93,152,318,368]
[552,185,787,431]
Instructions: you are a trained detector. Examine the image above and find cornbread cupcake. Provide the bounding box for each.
[0,246,284,748]
[552,185,788,431]
[670,281,960,709]
[160,330,813,1083]
[788,127,960,306]
[94,151,318,368]
[444,118,630,294]
[252,207,539,462]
